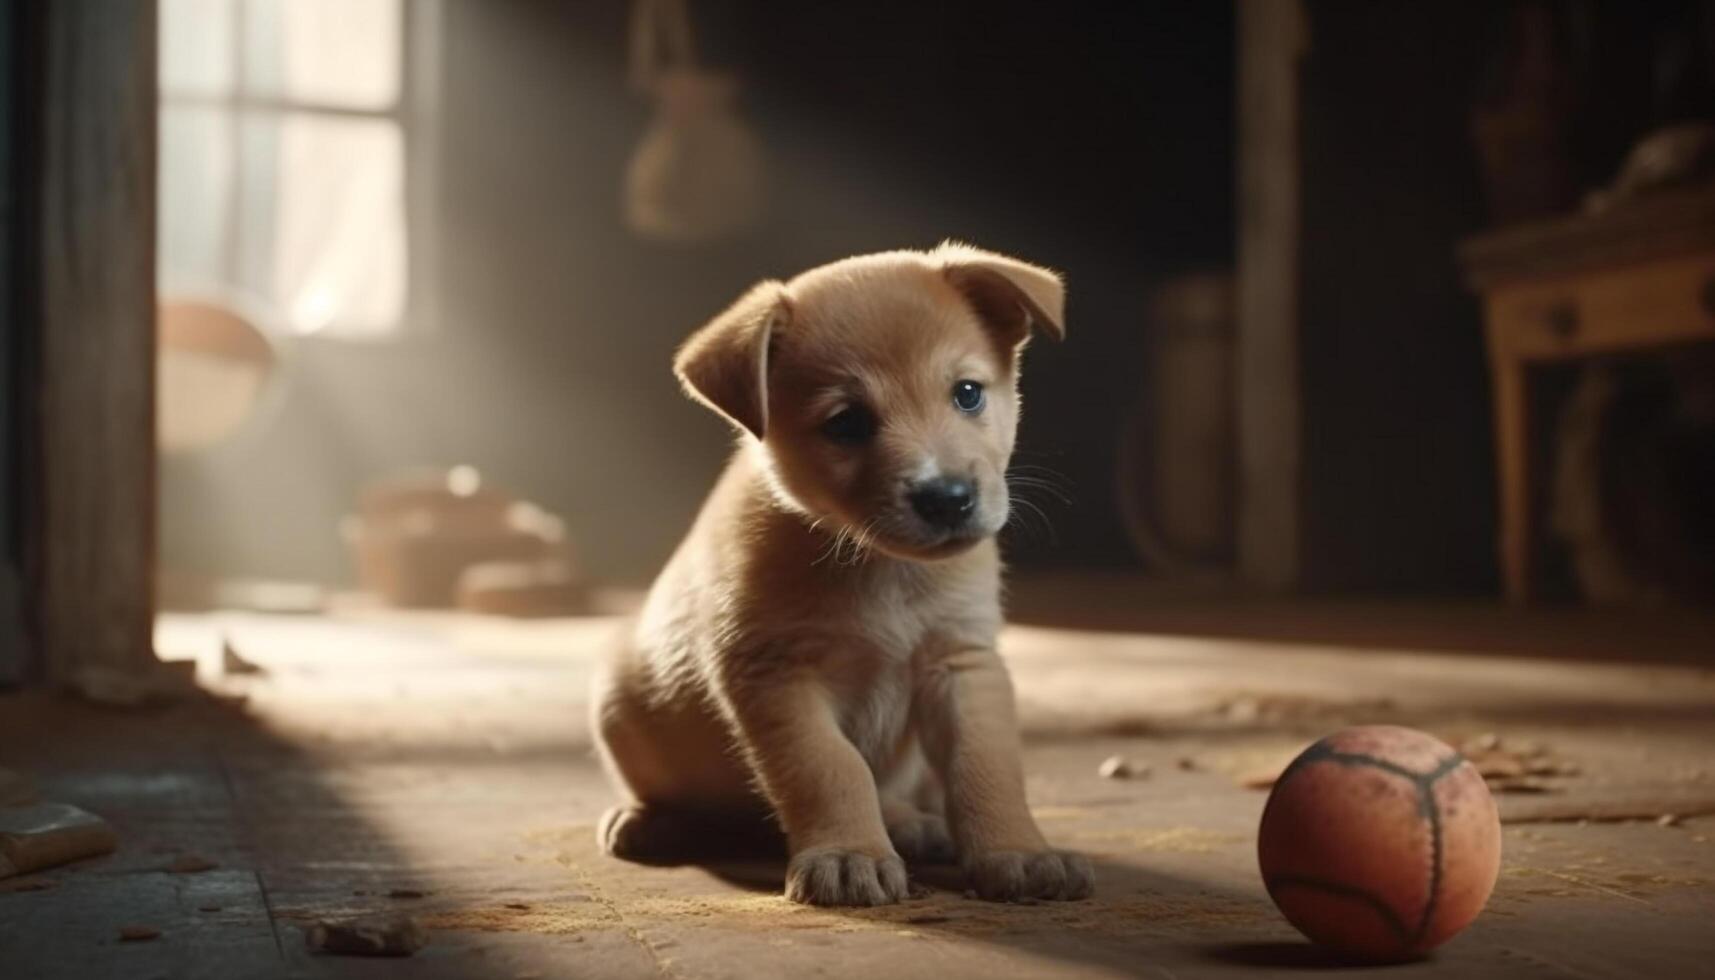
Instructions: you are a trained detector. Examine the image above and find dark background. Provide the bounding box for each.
[160,0,1236,588]
[155,1,1708,596]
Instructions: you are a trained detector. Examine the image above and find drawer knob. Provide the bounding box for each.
[1545,302,1579,340]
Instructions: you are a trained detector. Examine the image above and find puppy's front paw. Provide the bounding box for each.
[785,847,909,907]
[964,849,1094,902]
[885,810,956,865]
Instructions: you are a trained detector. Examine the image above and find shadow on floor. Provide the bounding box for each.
[0,686,621,979]
[0,692,438,978]
[1200,941,1417,972]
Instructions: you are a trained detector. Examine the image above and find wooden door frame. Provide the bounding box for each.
[3,1,158,686]
[1236,0,1307,591]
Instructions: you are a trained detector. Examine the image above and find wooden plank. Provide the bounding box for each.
[25,1,158,681]
[1485,339,1533,604]
[1235,0,1306,591]
[1460,186,1715,290]
[1485,250,1715,362]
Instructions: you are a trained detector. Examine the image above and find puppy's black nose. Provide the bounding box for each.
[908,477,977,529]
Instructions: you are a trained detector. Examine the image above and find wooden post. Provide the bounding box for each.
[1236,0,1307,591]
[10,1,159,683]
[1,2,24,684]
[1488,348,1532,603]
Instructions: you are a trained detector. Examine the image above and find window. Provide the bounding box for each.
[158,0,434,339]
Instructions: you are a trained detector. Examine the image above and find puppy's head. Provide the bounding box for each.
[674,242,1064,561]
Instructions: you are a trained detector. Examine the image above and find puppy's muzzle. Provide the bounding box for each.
[907,476,977,531]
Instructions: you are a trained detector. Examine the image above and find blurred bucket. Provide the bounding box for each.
[1115,271,1237,576]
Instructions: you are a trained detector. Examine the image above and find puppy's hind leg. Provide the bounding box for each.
[597,803,704,863]
[591,663,702,863]
[592,657,775,863]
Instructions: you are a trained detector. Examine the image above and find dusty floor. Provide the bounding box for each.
[2,576,1713,979]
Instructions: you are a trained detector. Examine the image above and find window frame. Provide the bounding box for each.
[157,0,441,343]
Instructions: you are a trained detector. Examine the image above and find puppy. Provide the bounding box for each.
[591,242,1092,906]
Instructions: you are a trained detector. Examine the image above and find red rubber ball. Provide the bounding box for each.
[1258,725,1501,961]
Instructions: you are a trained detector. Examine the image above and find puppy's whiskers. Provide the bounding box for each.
[846,517,883,565]
[815,524,850,567]
[1005,495,1053,545]
[1004,466,1071,546]
[809,518,869,567]
[1005,464,1074,505]
[834,519,866,566]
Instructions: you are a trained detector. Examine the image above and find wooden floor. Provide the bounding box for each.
[2,576,1713,979]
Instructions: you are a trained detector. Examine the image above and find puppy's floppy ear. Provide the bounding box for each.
[935,241,1066,347]
[674,280,789,439]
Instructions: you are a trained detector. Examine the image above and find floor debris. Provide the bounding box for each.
[1236,767,1283,790]
[221,636,267,677]
[1465,731,1502,754]
[1462,733,1580,776]
[1458,733,1583,797]
[69,662,202,709]
[0,876,56,893]
[164,853,218,874]
[304,914,428,957]
[117,926,160,942]
[0,803,118,878]
[1097,755,1144,779]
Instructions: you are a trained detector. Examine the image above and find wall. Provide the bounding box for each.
[1295,1,1499,593]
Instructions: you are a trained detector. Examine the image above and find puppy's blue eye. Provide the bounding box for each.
[821,405,878,444]
[952,380,986,414]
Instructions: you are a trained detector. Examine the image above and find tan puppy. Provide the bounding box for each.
[591,242,1092,906]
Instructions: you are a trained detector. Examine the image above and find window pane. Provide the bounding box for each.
[239,114,406,337]
[243,0,401,109]
[158,106,235,293]
[160,0,235,96]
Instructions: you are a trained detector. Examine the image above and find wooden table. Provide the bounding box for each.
[1460,187,1715,602]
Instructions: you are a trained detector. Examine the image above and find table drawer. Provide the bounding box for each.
[1485,250,1715,360]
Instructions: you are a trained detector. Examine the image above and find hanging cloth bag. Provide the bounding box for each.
[624,0,764,242]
